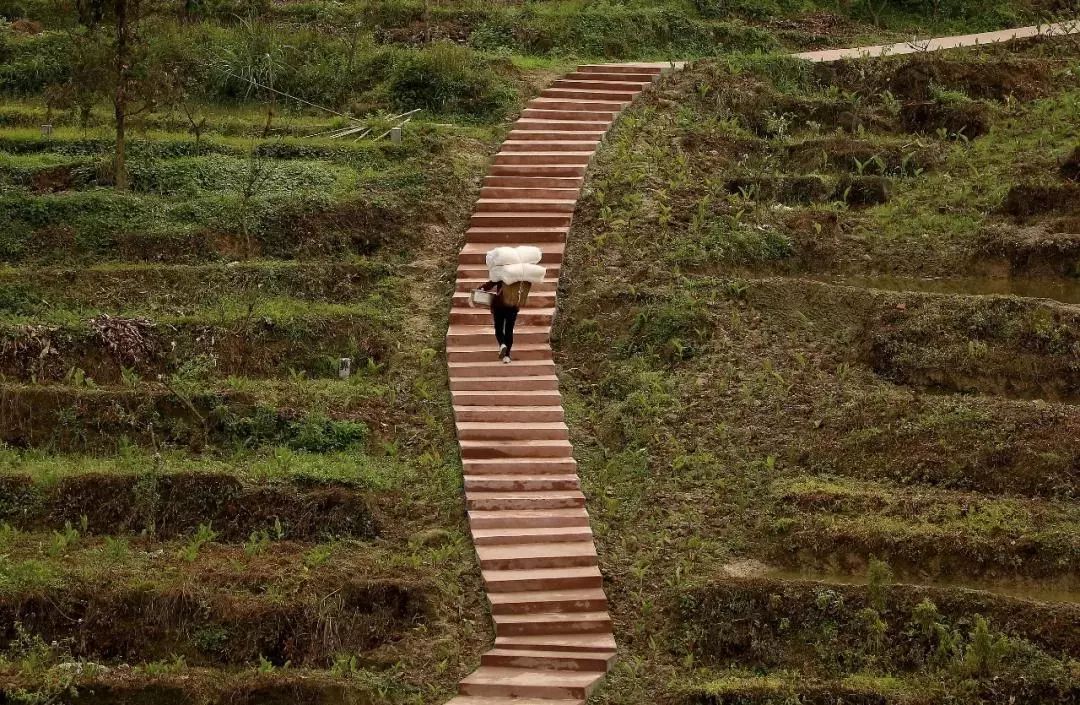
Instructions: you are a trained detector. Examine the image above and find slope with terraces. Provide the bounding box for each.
[445,63,677,704]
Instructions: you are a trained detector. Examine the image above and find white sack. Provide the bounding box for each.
[486,245,542,268]
[490,262,546,285]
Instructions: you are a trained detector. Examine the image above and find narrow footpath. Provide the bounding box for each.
[443,17,1080,705]
[444,63,676,704]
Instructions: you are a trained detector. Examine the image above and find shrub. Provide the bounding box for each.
[386,42,514,119]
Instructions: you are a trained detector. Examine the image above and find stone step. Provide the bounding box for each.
[482,565,603,592]
[459,439,573,460]
[458,667,600,700]
[483,175,585,189]
[493,152,593,166]
[450,361,557,379]
[495,631,617,653]
[465,472,579,491]
[488,164,588,177]
[494,611,613,636]
[447,325,550,346]
[481,647,612,672]
[578,63,664,74]
[519,109,618,122]
[541,87,640,101]
[460,241,565,263]
[458,421,570,441]
[470,211,572,227]
[469,507,589,531]
[474,198,578,213]
[477,541,596,571]
[472,525,592,546]
[556,77,654,89]
[479,187,581,200]
[506,130,606,142]
[449,307,555,326]
[452,389,563,407]
[462,457,578,475]
[447,343,553,363]
[488,588,607,615]
[528,98,628,112]
[564,71,659,82]
[501,140,599,153]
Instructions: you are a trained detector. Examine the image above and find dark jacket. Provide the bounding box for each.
[481,280,531,309]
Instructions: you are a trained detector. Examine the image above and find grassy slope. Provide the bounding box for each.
[554,36,1080,704]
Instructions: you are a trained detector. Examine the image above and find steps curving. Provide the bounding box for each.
[445,62,679,705]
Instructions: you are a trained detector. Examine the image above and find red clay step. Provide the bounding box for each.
[468,507,589,530]
[488,164,588,177]
[578,63,664,74]
[541,87,639,101]
[457,265,560,281]
[468,492,585,512]
[477,541,597,571]
[494,611,612,636]
[565,70,658,81]
[501,140,598,153]
[506,130,605,142]
[482,565,603,592]
[474,198,578,213]
[455,279,558,295]
[494,152,593,166]
[465,472,579,490]
[488,588,607,615]
[495,632,617,653]
[462,457,578,475]
[465,225,569,243]
[481,647,612,672]
[460,241,565,263]
[452,291,556,309]
[455,405,564,425]
[528,98,628,112]
[458,421,569,441]
[555,78,653,89]
[483,175,584,189]
[470,211,571,227]
[449,360,557,378]
[519,109,618,122]
[447,325,550,346]
[452,390,563,406]
[458,438,573,459]
[450,308,555,326]
[514,118,611,131]
[447,697,582,705]
[458,667,600,700]
[447,343,553,362]
[472,525,593,546]
[479,187,581,199]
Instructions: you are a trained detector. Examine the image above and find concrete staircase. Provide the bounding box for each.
[445,63,678,705]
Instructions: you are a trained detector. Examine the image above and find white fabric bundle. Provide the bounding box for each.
[486,246,542,268]
[490,262,546,285]
[486,245,545,285]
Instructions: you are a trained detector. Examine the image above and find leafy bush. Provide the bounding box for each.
[386,42,514,119]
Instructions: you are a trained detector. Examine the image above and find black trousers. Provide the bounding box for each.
[492,305,519,353]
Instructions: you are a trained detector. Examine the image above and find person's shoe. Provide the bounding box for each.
[498,344,507,359]
[502,354,512,364]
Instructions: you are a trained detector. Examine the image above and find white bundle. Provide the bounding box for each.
[486,245,542,269]
[490,262,546,285]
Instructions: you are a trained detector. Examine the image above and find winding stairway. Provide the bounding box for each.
[442,20,1080,704]
[445,63,678,704]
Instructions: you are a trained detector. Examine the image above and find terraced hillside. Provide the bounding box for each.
[555,35,1080,704]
